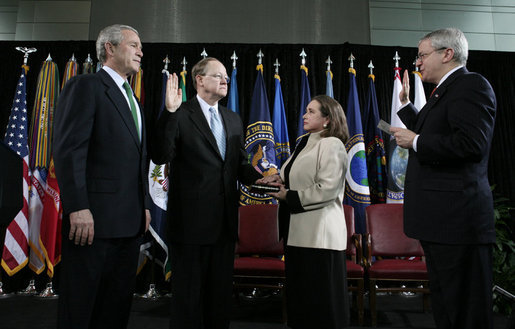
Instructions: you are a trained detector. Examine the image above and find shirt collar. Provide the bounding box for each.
[196,94,218,113]
[103,65,128,88]
[437,65,464,88]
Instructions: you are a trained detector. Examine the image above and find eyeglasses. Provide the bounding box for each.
[416,47,447,62]
[204,73,230,83]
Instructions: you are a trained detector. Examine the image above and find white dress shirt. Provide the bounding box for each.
[102,66,142,138]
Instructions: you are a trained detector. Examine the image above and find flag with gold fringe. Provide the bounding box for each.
[40,158,62,277]
[363,70,387,204]
[326,69,334,98]
[343,63,371,233]
[2,65,31,276]
[239,63,278,206]
[180,67,187,102]
[27,57,60,274]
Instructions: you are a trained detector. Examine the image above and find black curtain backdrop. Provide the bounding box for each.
[1,41,514,201]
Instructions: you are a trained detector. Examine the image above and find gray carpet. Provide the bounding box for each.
[0,291,511,329]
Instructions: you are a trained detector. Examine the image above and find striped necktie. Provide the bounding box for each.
[209,107,226,160]
[122,82,140,140]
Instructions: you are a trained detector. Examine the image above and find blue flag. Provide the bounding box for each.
[296,65,311,144]
[326,69,334,98]
[143,70,171,280]
[227,67,239,114]
[363,74,387,204]
[344,68,371,234]
[240,65,278,205]
[272,73,290,169]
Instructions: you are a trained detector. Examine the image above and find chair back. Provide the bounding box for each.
[236,204,283,255]
[343,204,356,255]
[366,204,423,257]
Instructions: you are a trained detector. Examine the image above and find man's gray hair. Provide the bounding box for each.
[96,24,139,64]
[421,28,468,65]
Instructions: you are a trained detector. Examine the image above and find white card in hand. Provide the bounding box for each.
[377,120,391,135]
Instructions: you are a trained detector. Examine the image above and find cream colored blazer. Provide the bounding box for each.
[280,131,348,251]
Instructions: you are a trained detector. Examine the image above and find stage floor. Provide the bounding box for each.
[0,290,511,328]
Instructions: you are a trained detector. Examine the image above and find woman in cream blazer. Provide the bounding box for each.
[259,95,350,329]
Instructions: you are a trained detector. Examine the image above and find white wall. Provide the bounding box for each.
[0,0,19,40]
[369,0,515,51]
[88,0,371,44]
[1,0,514,51]
[0,0,90,41]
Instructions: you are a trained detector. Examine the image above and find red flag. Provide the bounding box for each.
[40,158,62,277]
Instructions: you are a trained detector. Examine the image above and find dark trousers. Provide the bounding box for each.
[421,241,493,329]
[285,246,350,329]
[169,240,235,329]
[57,236,141,329]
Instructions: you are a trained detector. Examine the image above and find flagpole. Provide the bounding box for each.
[29,52,61,299]
[343,53,371,233]
[139,55,175,301]
[227,52,239,114]
[17,48,39,296]
[138,243,160,300]
[239,49,278,206]
[296,49,311,143]
[272,58,290,169]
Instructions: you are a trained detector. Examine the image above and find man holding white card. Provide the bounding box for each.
[390,28,496,329]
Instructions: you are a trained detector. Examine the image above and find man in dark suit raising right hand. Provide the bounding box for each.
[152,57,262,329]
[391,28,496,329]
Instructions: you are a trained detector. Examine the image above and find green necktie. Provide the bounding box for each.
[122,82,140,140]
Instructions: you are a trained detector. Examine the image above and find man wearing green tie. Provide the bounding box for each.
[53,24,151,329]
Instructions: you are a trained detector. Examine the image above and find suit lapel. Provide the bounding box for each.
[99,70,142,150]
[188,98,224,159]
[414,67,467,132]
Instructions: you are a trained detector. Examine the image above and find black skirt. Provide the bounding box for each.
[285,245,350,329]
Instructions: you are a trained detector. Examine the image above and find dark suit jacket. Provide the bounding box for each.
[152,97,261,245]
[53,69,150,238]
[398,67,496,244]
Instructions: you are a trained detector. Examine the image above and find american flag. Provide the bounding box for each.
[1,67,30,275]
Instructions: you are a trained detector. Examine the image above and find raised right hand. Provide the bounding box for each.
[165,73,183,113]
[399,69,410,105]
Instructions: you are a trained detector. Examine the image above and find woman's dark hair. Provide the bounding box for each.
[311,95,349,144]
